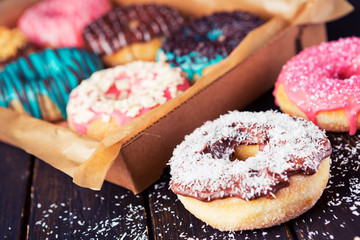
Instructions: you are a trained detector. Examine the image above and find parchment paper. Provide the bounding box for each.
[0,0,352,190]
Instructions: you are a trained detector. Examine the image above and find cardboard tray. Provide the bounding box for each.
[105,23,327,193]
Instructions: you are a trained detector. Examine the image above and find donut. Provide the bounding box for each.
[82,4,184,66]
[0,27,35,70]
[169,111,331,231]
[66,61,190,139]
[0,48,103,121]
[157,11,264,82]
[274,37,360,135]
[17,0,111,48]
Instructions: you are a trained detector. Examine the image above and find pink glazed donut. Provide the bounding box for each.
[274,37,360,135]
[66,61,190,139]
[17,0,111,47]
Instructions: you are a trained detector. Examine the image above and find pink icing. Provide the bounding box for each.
[68,65,190,135]
[70,108,147,135]
[18,0,111,47]
[274,37,360,135]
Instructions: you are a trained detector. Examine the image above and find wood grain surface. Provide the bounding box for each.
[27,159,148,239]
[0,143,33,240]
[292,132,360,240]
[147,168,295,240]
[1,0,360,238]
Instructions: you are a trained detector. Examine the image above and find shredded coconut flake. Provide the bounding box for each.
[169,111,330,200]
[67,61,187,124]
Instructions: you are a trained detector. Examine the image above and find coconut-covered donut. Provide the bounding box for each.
[67,61,190,139]
[82,4,184,66]
[0,48,103,121]
[274,37,360,135]
[17,0,111,47]
[158,11,263,81]
[169,111,331,231]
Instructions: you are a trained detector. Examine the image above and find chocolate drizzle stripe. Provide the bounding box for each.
[76,50,92,78]
[82,4,184,55]
[115,10,129,48]
[107,12,123,50]
[13,62,36,115]
[83,51,100,74]
[22,57,42,117]
[48,51,68,107]
[149,6,169,36]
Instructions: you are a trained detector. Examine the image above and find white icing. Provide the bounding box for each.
[169,111,330,200]
[67,61,187,124]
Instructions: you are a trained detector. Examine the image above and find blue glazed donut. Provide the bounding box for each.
[0,48,103,121]
[157,11,264,82]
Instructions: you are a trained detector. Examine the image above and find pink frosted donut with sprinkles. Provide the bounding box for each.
[17,0,111,47]
[66,61,190,139]
[274,37,360,135]
[169,111,331,231]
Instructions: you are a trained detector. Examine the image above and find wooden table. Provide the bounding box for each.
[2,2,360,238]
[1,89,360,240]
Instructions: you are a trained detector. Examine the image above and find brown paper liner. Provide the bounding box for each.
[0,0,353,191]
[115,0,353,23]
[0,0,42,27]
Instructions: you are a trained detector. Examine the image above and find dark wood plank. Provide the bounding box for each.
[0,142,33,240]
[292,132,360,240]
[27,159,148,240]
[147,168,294,239]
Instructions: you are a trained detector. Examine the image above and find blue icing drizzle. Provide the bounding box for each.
[206,28,223,41]
[0,48,103,120]
[177,52,224,81]
[158,48,225,81]
[159,28,227,81]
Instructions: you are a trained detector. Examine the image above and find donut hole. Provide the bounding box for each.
[335,67,358,80]
[337,70,352,80]
[234,144,260,161]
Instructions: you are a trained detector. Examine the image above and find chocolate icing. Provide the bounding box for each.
[162,11,263,58]
[82,4,185,55]
[159,11,263,81]
[169,112,332,202]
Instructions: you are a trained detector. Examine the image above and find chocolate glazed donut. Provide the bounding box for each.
[169,111,332,231]
[158,11,264,81]
[171,120,331,201]
[82,4,185,66]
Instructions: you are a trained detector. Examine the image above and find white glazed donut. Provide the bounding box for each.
[67,61,190,139]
